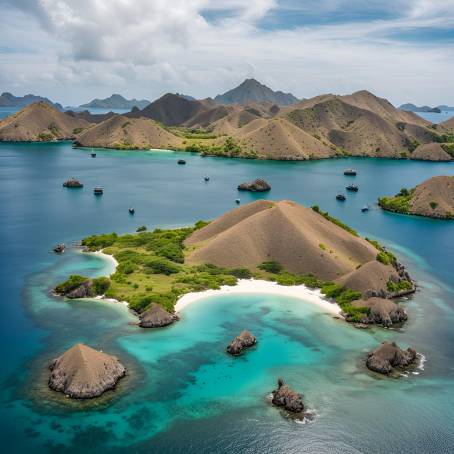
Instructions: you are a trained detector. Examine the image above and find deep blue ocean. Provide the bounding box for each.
[0,142,453,453]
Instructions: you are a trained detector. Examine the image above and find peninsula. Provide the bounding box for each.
[379,176,454,219]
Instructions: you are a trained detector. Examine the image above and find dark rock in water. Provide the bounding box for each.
[351,297,407,327]
[49,343,126,399]
[271,378,304,413]
[139,303,178,328]
[366,341,417,375]
[53,243,65,253]
[226,330,257,355]
[63,178,83,188]
[237,178,271,192]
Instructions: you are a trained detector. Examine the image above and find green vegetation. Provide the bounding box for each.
[429,201,438,210]
[72,127,84,135]
[38,132,54,141]
[378,187,414,214]
[319,283,365,322]
[311,205,359,236]
[92,277,111,294]
[441,143,454,157]
[386,279,413,293]
[136,225,147,232]
[54,275,88,294]
[258,261,283,274]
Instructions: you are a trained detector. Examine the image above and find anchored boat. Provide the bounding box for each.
[336,193,346,201]
[344,169,357,176]
[63,178,83,188]
[93,187,103,195]
[346,184,359,192]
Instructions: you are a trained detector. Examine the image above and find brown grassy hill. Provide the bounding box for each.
[233,117,336,159]
[129,93,208,126]
[65,109,117,124]
[183,105,237,129]
[411,143,452,161]
[75,115,183,150]
[285,96,435,157]
[409,176,454,218]
[335,261,399,296]
[185,200,378,280]
[440,116,454,130]
[207,105,269,135]
[0,102,89,141]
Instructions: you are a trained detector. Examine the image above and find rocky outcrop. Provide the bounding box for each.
[49,343,126,398]
[66,280,93,298]
[351,297,408,327]
[366,342,417,374]
[237,179,271,192]
[226,330,257,355]
[139,303,178,328]
[271,378,304,413]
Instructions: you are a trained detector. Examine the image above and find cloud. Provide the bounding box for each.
[1,0,454,105]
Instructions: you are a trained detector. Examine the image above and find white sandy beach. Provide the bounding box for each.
[174,279,342,316]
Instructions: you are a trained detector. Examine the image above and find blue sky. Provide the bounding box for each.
[0,0,453,106]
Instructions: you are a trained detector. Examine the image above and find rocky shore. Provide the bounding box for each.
[366,342,417,375]
[138,303,179,328]
[48,343,126,398]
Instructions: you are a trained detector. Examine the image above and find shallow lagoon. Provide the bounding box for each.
[0,142,453,453]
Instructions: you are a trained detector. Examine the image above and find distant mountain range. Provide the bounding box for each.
[0,92,62,110]
[399,103,452,113]
[79,94,150,110]
[214,78,299,106]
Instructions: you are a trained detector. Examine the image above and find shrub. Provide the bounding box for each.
[228,268,252,279]
[258,261,283,274]
[387,279,413,292]
[155,243,184,263]
[92,277,111,295]
[117,261,136,274]
[144,258,180,275]
[55,275,88,294]
[429,201,438,209]
[376,251,395,265]
[136,225,147,232]
[82,233,118,251]
[311,206,358,236]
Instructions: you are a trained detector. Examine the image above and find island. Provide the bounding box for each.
[379,176,454,219]
[237,179,271,192]
[271,378,304,413]
[48,343,126,398]
[226,331,257,355]
[54,200,414,327]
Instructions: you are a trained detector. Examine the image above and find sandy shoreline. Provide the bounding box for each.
[88,250,119,272]
[174,279,342,316]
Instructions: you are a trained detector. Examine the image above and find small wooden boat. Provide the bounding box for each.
[91,152,96,158]
[63,178,83,188]
[129,208,135,214]
[344,169,357,176]
[177,159,186,165]
[53,243,65,253]
[346,184,359,192]
[235,199,241,204]
[204,176,210,182]
[93,187,103,195]
[361,205,369,212]
[336,193,346,201]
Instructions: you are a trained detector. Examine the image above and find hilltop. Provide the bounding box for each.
[379,176,454,219]
[214,79,298,106]
[75,115,183,150]
[0,102,89,141]
[80,93,150,110]
[399,103,441,113]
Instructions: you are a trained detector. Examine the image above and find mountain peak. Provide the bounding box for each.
[215,79,298,106]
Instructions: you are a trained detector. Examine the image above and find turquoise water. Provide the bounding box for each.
[0,142,454,452]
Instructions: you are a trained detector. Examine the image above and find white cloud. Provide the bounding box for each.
[0,0,453,105]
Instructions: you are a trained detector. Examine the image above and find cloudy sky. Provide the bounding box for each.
[1,0,453,106]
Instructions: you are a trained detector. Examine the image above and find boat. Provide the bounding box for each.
[336,193,346,201]
[177,159,186,165]
[204,176,210,182]
[93,187,103,195]
[63,178,83,188]
[53,243,65,253]
[361,205,369,212]
[91,152,96,158]
[346,184,359,192]
[235,199,241,204]
[344,169,357,176]
[129,208,135,214]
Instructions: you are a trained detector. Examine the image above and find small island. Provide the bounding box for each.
[48,343,126,399]
[379,176,454,219]
[237,179,271,192]
[366,342,417,375]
